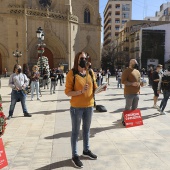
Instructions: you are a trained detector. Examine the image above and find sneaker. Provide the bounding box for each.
[152,105,159,109]
[122,121,126,126]
[82,150,97,160]
[160,111,167,115]
[7,116,12,120]
[31,98,33,101]
[37,98,40,100]
[24,113,32,117]
[72,155,83,168]
[157,107,161,112]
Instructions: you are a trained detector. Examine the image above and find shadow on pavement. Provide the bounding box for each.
[95,97,124,101]
[142,113,160,120]
[31,110,56,115]
[35,159,73,170]
[42,99,70,102]
[35,156,93,170]
[110,107,153,114]
[45,124,123,140]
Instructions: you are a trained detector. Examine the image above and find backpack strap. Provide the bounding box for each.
[72,69,94,91]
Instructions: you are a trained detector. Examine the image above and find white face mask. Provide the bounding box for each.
[159,69,163,73]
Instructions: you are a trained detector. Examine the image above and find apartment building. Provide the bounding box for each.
[115,20,170,69]
[145,2,170,21]
[103,0,132,46]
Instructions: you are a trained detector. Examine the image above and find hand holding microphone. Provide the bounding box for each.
[82,84,89,93]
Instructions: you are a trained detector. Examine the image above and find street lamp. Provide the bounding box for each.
[36,27,46,77]
[13,50,22,64]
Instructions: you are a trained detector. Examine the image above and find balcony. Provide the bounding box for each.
[131,38,134,42]
[135,36,140,41]
[130,48,135,53]
[134,47,140,51]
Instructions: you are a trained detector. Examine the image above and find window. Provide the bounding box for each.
[115,19,120,23]
[122,4,130,11]
[115,26,119,31]
[122,20,127,24]
[122,13,129,19]
[84,8,90,23]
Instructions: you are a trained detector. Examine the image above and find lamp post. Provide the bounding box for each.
[13,50,22,64]
[36,27,46,77]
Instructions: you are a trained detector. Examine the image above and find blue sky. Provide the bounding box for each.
[99,0,169,41]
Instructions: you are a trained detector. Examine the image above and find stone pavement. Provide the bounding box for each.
[1,76,170,170]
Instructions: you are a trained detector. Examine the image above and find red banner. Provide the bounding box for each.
[123,109,143,128]
[0,138,8,169]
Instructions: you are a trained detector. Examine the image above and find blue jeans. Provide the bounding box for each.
[9,90,28,116]
[50,81,56,93]
[122,94,139,121]
[31,81,39,99]
[160,90,170,111]
[70,107,93,157]
[117,79,122,88]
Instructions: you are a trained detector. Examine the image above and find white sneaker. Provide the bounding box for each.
[152,105,159,109]
[160,111,167,115]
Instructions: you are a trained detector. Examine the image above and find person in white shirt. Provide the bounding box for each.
[8,64,32,119]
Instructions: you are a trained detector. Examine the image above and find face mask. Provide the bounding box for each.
[133,64,138,69]
[79,58,86,68]
[89,65,91,69]
[159,69,163,73]
[18,68,22,73]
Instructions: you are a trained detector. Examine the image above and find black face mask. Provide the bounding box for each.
[133,64,139,70]
[18,68,22,73]
[79,58,86,68]
[89,65,92,69]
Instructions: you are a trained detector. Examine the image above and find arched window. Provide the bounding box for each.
[84,8,90,23]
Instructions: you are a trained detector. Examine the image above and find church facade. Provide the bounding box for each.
[0,0,101,74]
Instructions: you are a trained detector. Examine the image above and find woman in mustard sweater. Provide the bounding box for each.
[65,52,106,168]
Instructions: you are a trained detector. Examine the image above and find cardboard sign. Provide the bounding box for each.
[0,138,8,169]
[123,109,143,128]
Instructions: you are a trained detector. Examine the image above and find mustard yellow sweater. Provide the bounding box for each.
[65,69,98,108]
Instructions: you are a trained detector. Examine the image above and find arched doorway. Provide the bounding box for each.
[38,47,54,69]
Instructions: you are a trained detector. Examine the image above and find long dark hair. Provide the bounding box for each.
[72,52,86,71]
[13,64,20,73]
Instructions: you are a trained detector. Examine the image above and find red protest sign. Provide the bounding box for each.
[123,109,143,128]
[0,138,8,169]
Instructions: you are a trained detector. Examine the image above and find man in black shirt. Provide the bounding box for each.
[152,64,162,109]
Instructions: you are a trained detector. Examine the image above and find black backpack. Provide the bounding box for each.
[96,105,107,112]
[161,75,170,91]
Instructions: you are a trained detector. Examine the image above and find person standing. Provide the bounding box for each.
[117,69,122,88]
[105,69,111,85]
[148,67,153,86]
[7,64,32,119]
[121,59,143,126]
[152,64,162,109]
[65,51,106,168]
[56,67,62,86]
[50,68,57,94]
[43,67,49,89]
[30,65,40,101]
[157,66,170,115]
[4,68,7,77]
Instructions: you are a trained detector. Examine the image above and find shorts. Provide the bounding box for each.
[153,87,159,97]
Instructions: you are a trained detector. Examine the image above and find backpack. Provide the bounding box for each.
[96,105,107,112]
[161,75,170,91]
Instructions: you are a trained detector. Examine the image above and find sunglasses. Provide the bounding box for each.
[80,57,87,60]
